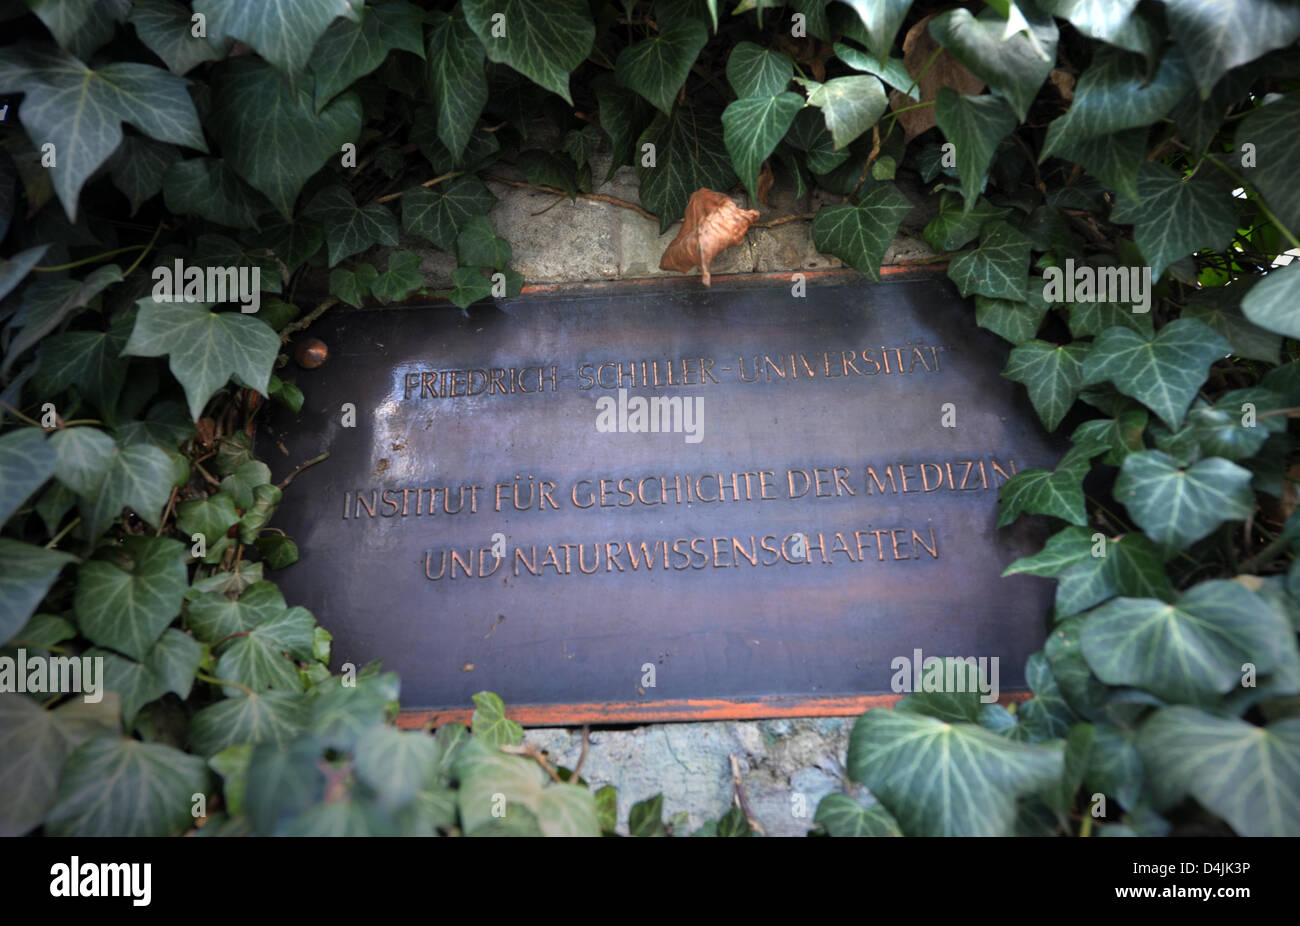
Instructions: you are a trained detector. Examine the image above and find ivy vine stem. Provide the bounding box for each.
[195,672,256,697]
[33,243,148,272]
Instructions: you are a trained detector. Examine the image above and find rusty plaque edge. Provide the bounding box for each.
[395,689,1032,729]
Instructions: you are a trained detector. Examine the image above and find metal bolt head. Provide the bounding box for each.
[296,338,328,369]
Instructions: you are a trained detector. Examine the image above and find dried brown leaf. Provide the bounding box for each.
[887,13,985,142]
[659,188,758,286]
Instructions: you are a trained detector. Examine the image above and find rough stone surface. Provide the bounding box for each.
[525,716,863,836]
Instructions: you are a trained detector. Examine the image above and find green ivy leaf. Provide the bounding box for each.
[462,0,594,105]
[616,18,709,114]
[454,737,598,835]
[928,5,1057,121]
[813,793,902,836]
[838,0,912,63]
[925,193,1010,252]
[798,75,887,150]
[726,41,793,99]
[1115,451,1254,549]
[1182,388,1288,461]
[219,460,272,511]
[0,45,206,219]
[975,293,1048,344]
[933,89,1017,212]
[0,427,54,525]
[191,690,312,757]
[811,183,912,280]
[1036,0,1156,58]
[1138,707,1300,836]
[1066,129,1144,201]
[1083,580,1290,707]
[74,536,187,661]
[370,251,423,304]
[312,0,424,111]
[35,317,133,422]
[847,708,1064,835]
[107,135,178,215]
[593,75,654,181]
[249,215,325,272]
[448,266,495,309]
[187,580,284,642]
[1107,164,1237,281]
[195,0,356,77]
[785,108,850,175]
[242,737,327,834]
[215,605,314,695]
[129,0,230,74]
[636,105,736,232]
[1082,319,1231,430]
[722,91,803,201]
[354,725,439,811]
[308,670,400,751]
[1241,262,1300,340]
[424,8,486,159]
[0,540,77,646]
[255,534,299,569]
[163,157,269,229]
[947,220,1031,301]
[628,793,667,836]
[176,492,240,564]
[124,299,281,420]
[1235,93,1300,238]
[0,245,50,304]
[1003,340,1089,431]
[45,736,211,836]
[997,438,1105,527]
[455,215,511,270]
[1163,0,1300,99]
[1067,293,1154,338]
[834,43,915,99]
[470,690,523,747]
[1184,283,1281,364]
[209,57,361,219]
[2,264,122,377]
[1040,48,1192,161]
[402,177,496,253]
[303,185,399,267]
[50,427,176,539]
[0,693,119,836]
[329,263,378,309]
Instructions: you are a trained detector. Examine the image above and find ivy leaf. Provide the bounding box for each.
[928,5,1057,121]
[1017,652,1077,741]
[0,427,54,525]
[1138,708,1300,836]
[209,57,361,219]
[725,41,793,99]
[811,182,912,280]
[50,427,176,539]
[838,0,913,63]
[0,539,76,647]
[1040,48,1192,161]
[455,216,511,270]
[1235,93,1300,238]
[35,316,132,421]
[636,105,736,232]
[219,460,271,511]
[0,245,49,304]
[947,220,1031,301]
[370,251,423,304]
[2,264,122,377]
[1107,164,1237,281]
[45,736,211,836]
[329,263,378,309]
[616,18,709,114]
[303,185,399,267]
[124,299,281,420]
[129,0,230,74]
[1066,129,1144,201]
[1067,293,1154,339]
[847,708,1063,836]
[1115,451,1254,549]
[163,157,270,229]
[215,606,315,695]
[834,43,916,99]
[402,177,496,253]
[813,793,902,836]
[248,214,325,272]
[785,108,849,175]
[798,75,887,150]
[187,581,286,643]
[1241,262,1300,341]
[1163,0,1300,98]
[1036,0,1156,58]
[1183,388,1288,461]
[74,536,187,661]
[1003,340,1089,431]
[0,693,119,836]
[194,0,356,77]
[924,192,1010,252]
[1006,528,1173,619]
[448,267,495,309]
[933,89,1017,212]
[0,45,206,219]
[1081,581,1293,705]
[997,439,1105,527]
[106,135,178,215]
[175,492,240,563]
[1184,283,1281,364]
[1081,319,1231,430]
[143,628,202,700]
[462,0,594,105]
[190,691,310,757]
[423,8,485,159]
[470,690,522,747]
[593,75,653,181]
[312,0,424,111]
[354,725,439,811]
[975,293,1048,345]
[722,92,803,202]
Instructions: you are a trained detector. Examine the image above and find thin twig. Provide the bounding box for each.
[481,174,659,222]
[280,298,339,340]
[849,124,882,201]
[751,213,817,228]
[156,487,178,537]
[728,754,766,836]
[373,171,464,204]
[278,452,330,490]
[572,725,590,780]
[501,743,566,784]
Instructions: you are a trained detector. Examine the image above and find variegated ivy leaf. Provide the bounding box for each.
[0,45,206,221]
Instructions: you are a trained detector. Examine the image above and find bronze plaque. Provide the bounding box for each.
[264,273,1058,723]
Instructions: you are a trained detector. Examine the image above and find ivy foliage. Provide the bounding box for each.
[0,0,1298,836]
